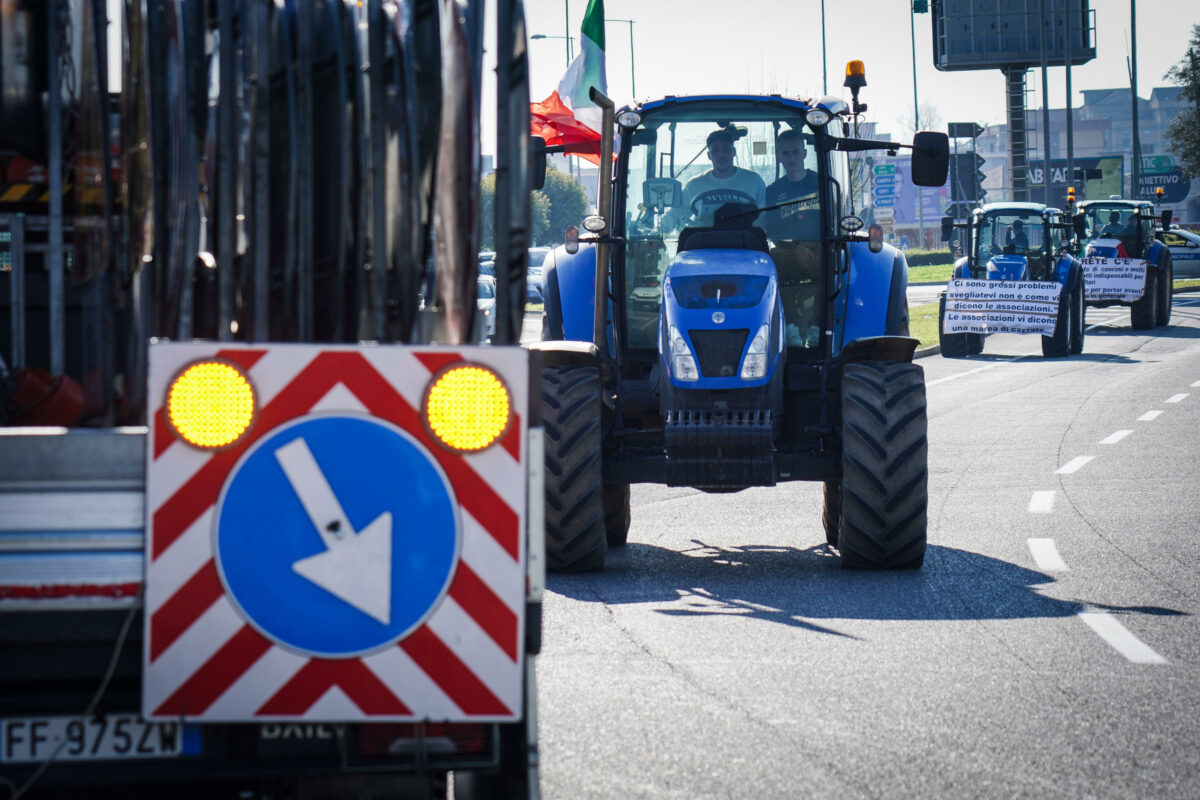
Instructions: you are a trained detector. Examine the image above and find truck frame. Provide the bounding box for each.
[1,2,542,798]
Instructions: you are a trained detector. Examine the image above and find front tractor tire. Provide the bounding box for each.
[835,361,928,569]
[603,483,631,547]
[542,366,607,571]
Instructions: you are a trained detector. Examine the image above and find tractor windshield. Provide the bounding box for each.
[618,100,837,350]
[976,211,1045,263]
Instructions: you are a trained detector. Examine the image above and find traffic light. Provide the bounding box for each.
[912,0,929,12]
[972,153,987,205]
[949,152,987,204]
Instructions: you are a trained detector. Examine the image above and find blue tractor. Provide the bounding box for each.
[532,69,948,571]
[937,203,1086,358]
[1073,198,1173,330]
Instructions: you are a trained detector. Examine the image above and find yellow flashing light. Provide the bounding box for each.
[424,365,512,453]
[166,361,256,449]
[844,60,867,90]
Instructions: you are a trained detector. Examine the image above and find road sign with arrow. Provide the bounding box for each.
[144,343,529,723]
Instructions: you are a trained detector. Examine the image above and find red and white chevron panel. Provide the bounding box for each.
[142,343,529,722]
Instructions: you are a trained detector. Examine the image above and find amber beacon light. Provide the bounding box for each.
[424,365,512,452]
[166,361,256,449]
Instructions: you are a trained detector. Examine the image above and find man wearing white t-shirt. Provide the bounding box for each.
[680,128,766,227]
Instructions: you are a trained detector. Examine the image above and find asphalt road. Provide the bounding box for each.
[533,292,1200,799]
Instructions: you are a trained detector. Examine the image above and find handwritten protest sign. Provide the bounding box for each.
[1081,257,1146,302]
[943,279,1061,336]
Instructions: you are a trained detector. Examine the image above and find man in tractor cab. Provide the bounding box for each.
[766,128,821,348]
[680,128,766,227]
[1004,219,1029,253]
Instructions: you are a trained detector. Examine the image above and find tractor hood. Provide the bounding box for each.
[661,249,782,388]
[986,254,1029,281]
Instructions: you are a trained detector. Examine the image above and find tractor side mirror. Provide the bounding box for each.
[1161,209,1172,230]
[940,216,953,242]
[1072,215,1086,238]
[530,136,548,191]
[910,131,949,187]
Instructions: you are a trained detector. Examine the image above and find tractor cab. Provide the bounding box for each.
[964,204,1071,282]
[1075,199,1157,260]
[616,98,838,365]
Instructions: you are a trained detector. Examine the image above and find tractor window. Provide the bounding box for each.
[619,108,809,351]
[978,213,1043,259]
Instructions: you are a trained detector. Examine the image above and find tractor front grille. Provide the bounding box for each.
[688,329,748,378]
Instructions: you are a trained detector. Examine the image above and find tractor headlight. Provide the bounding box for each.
[740,324,770,380]
[669,326,698,381]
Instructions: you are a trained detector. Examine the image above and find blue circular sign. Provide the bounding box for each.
[215,413,460,657]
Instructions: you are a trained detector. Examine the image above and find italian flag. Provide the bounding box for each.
[530,0,607,165]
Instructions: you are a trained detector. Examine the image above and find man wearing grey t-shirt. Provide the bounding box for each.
[680,128,766,227]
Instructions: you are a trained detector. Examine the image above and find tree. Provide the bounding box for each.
[896,101,944,139]
[478,173,551,251]
[1165,24,1200,179]
[537,164,589,246]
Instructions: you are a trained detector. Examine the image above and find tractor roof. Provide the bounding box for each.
[977,202,1064,216]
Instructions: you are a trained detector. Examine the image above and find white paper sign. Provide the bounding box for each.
[1081,257,1146,302]
[943,279,1062,336]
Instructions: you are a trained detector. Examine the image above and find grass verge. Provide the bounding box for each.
[908,301,941,350]
[908,263,954,284]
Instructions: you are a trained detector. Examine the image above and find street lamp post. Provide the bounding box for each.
[531,33,578,179]
[910,3,925,248]
[605,18,636,99]
[529,34,576,69]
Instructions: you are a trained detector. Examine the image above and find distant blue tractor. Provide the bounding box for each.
[1074,198,1173,330]
[531,76,948,572]
[938,203,1085,358]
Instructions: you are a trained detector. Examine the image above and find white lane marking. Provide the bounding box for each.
[1028,538,1068,571]
[1190,380,1200,388]
[1078,610,1166,664]
[1055,456,1095,475]
[927,352,1036,386]
[1028,491,1055,514]
[1165,393,1189,404]
[1085,315,1122,331]
[1138,410,1163,421]
[1099,430,1133,445]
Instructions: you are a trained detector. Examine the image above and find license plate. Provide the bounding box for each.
[0,714,185,763]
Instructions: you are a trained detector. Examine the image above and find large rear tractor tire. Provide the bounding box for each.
[603,482,631,547]
[1130,268,1159,330]
[1069,278,1086,355]
[836,361,928,569]
[542,366,607,571]
[1156,253,1173,327]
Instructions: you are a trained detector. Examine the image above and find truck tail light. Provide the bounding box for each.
[356,723,490,756]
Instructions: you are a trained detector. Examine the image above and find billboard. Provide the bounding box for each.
[932,0,1095,72]
[1026,155,1124,209]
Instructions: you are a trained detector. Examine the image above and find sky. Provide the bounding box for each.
[510,0,1199,146]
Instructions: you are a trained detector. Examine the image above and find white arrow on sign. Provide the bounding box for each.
[274,437,392,625]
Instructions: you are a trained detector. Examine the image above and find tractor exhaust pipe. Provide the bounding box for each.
[589,88,615,350]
